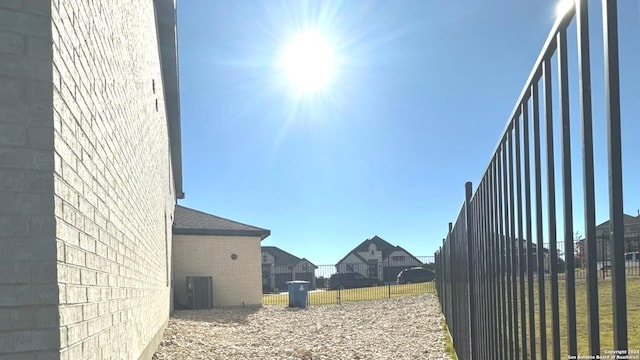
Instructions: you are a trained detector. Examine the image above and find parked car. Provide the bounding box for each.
[328,272,384,290]
[598,252,640,270]
[397,267,435,284]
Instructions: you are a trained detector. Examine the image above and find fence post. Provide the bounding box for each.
[602,0,628,352]
[465,182,477,359]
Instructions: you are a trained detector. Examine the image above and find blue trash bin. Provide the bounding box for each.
[286,280,310,308]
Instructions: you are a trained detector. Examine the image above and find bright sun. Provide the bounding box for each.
[281,31,335,93]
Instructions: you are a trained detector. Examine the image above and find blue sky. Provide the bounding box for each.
[176,1,640,265]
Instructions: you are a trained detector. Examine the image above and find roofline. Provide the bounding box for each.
[299,257,318,268]
[336,237,370,264]
[393,245,424,265]
[154,0,184,199]
[261,246,303,264]
[336,250,368,265]
[174,228,271,240]
[175,205,270,233]
[596,214,640,229]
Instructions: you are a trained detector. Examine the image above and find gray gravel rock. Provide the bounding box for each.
[153,294,450,359]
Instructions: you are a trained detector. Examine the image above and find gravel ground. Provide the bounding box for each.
[153,294,450,360]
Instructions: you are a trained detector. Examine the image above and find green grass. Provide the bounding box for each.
[442,319,458,359]
[262,282,436,306]
[501,275,640,358]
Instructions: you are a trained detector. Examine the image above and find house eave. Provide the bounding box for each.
[173,228,271,239]
[155,0,184,199]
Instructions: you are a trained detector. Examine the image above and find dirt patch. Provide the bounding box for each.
[153,294,450,359]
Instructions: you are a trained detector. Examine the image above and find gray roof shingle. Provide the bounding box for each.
[173,205,270,239]
[596,214,640,229]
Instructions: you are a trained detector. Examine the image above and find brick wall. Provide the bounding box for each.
[173,235,263,308]
[0,1,59,358]
[1,0,177,358]
[51,0,175,358]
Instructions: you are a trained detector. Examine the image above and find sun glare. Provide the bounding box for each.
[556,0,574,17]
[281,31,335,93]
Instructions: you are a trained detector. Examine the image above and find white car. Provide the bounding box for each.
[597,251,639,270]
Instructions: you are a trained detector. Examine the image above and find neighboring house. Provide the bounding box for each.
[173,206,270,307]
[516,238,552,273]
[336,236,423,282]
[0,1,182,358]
[261,246,317,292]
[595,214,640,261]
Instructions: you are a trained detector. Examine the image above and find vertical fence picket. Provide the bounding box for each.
[483,178,492,359]
[507,128,519,360]
[501,140,515,359]
[575,0,601,355]
[557,21,578,358]
[490,160,503,360]
[515,111,528,360]
[602,0,628,353]
[543,53,561,360]
[523,96,537,360]
[496,149,507,359]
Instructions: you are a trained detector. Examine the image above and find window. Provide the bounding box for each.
[392,256,405,262]
[371,250,374,255]
[262,255,267,263]
[368,263,378,278]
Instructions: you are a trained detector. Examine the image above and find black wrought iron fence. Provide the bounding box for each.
[263,256,436,306]
[435,1,635,359]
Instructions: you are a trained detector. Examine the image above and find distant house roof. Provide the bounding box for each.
[337,235,424,265]
[518,238,549,254]
[173,205,270,239]
[596,214,640,229]
[262,246,317,268]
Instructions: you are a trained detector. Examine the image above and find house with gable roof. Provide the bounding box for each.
[172,205,271,308]
[261,246,318,292]
[594,213,640,264]
[336,235,423,282]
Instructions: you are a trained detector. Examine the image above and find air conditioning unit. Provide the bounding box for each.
[186,276,213,309]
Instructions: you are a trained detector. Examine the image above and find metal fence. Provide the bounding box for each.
[263,256,436,306]
[435,1,635,359]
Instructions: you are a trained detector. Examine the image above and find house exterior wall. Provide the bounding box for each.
[261,261,316,291]
[596,223,640,261]
[52,1,176,359]
[336,254,366,275]
[0,1,59,358]
[1,1,177,358]
[262,252,274,264]
[173,235,263,307]
[263,262,315,275]
[337,249,423,282]
[383,250,423,282]
[387,250,422,267]
[358,243,383,263]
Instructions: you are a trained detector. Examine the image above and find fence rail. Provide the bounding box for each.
[435,1,634,359]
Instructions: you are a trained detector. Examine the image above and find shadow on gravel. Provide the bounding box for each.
[170,308,260,325]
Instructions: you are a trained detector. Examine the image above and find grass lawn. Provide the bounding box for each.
[512,275,640,358]
[262,282,436,306]
[442,319,459,360]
